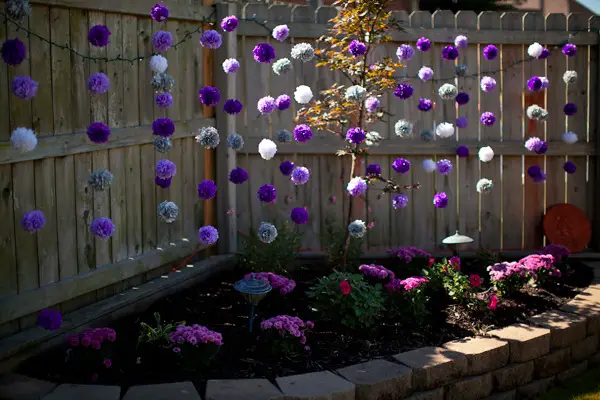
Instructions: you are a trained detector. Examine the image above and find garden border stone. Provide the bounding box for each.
[41,384,120,400]
[1,260,600,400]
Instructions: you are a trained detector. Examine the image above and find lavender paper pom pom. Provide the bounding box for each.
[418,98,433,112]
[563,161,576,174]
[483,44,498,60]
[433,192,448,208]
[272,25,289,41]
[454,35,468,49]
[392,158,410,174]
[152,118,175,137]
[524,137,548,154]
[293,124,312,143]
[480,112,496,126]
[88,25,111,47]
[155,159,176,179]
[346,127,366,144]
[279,161,295,176]
[222,58,240,74]
[220,15,238,32]
[418,66,434,81]
[199,86,220,106]
[151,3,169,22]
[394,83,414,100]
[257,96,276,114]
[257,184,276,203]
[291,208,308,224]
[392,194,409,209]
[229,167,248,184]
[223,98,243,115]
[456,117,468,129]
[348,40,367,57]
[436,159,453,175]
[152,31,173,52]
[396,44,415,61]
[480,76,497,92]
[441,45,459,60]
[456,145,469,157]
[21,210,46,233]
[253,43,276,63]
[562,43,577,57]
[200,30,222,49]
[155,92,173,108]
[11,76,38,99]
[366,163,381,176]
[291,166,310,185]
[197,180,217,200]
[456,92,469,105]
[365,96,380,112]
[347,177,367,197]
[87,122,111,144]
[90,217,115,239]
[1,38,27,66]
[198,225,219,245]
[276,94,291,110]
[416,37,431,52]
[87,73,110,94]
[563,103,577,116]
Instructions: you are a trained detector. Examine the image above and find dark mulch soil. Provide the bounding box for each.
[19,258,593,388]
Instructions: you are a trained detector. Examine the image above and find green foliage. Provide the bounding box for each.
[321,217,362,270]
[138,312,183,348]
[307,272,385,329]
[423,259,471,304]
[388,284,429,325]
[476,248,500,268]
[240,221,302,274]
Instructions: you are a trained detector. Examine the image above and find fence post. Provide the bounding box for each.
[592,16,600,251]
[215,0,238,254]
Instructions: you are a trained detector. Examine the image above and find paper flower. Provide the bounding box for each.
[436,122,454,138]
[476,178,494,194]
[195,126,220,149]
[151,72,174,92]
[227,133,244,151]
[437,159,453,175]
[438,83,458,100]
[258,139,277,160]
[149,55,168,73]
[222,58,240,74]
[366,164,381,176]
[563,70,577,84]
[1,38,26,66]
[423,159,437,173]
[395,120,413,137]
[346,85,367,102]
[253,43,276,63]
[394,83,413,99]
[276,94,291,111]
[199,86,220,106]
[456,64,468,77]
[416,37,431,52]
[21,210,46,233]
[152,118,175,137]
[456,145,469,157]
[480,76,497,92]
[277,129,292,143]
[478,146,494,162]
[442,45,459,60]
[10,127,37,152]
[220,15,238,32]
[258,222,278,244]
[155,92,173,108]
[229,167,248,184]
[155,159,176,180]
[87,122,111,144]
[88,25,111,47]
[158,201,179,223]
[563,103,577,116]
[272,25,289,41]
[480,112,496,126]
[562,131,578,144]
[524,137,548,154]
[257,96,276,114]
[348,40,367,57]
[198,225,219,245]
[5,0,31,20]
[365,96,380,112]
[454,35,468,49]
[346,127,366,144]
[88,169,113,191]
[365,131,382,147]
[279,161,294,176]
[421,130,433,141]
[347,177,367,197]
[151,3,169,22]
[294,124,313,143]
[257,184,276,203]
[563,161,576,174]
[483,44,498,60]
[418,66,434,82]
[154,137,172,153]
[392,194,409,209]
[392,158,410,174]
[527,76,544,91]
[291,208,308,224]
[348,220,366,238]
[223,99,243,115]
[528,42,544,58]
[291,166,310,185]
[527,165,546,183]
[197,180,217,200]
[433,192,448,208]
[11,76,38,99]
[200,30,222,49]
[291,43,315,62]
[456,92,469,106]
[152,31,173,52]
[418,98,433,112]
[90,217,115,239]
[562,43,577,57]
[396,44,415,61]
[456,117,468,129]
[526,105,548,121]
[272,58,292,75]
[294,85,313,104]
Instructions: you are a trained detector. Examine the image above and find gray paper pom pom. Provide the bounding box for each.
[154,137,173,153]
[88,169,113,191]
[151,72,175,93]
[455,64,468,77]
[257,222,278,244]
[421,130,434,142]
[195,126,220,149]
[158,200,179,223]
[227,133,244,151]
[276,129,292,143]
[6,0,31,20]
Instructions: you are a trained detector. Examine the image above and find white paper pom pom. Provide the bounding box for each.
[423,159,437,173]
[435,122,455,138]
[562,131,578,144]
[528,42,544,58]
[438,83,458,100]
[478,146,494,162]
[476,178,494,194]
[258,138,277,160]
[149,55,168,73]
[563,70,578,84]
[294,85,313,104]
[10,127,37,152]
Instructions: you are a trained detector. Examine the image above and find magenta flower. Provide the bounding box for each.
[416,37,431,52]
[483,44,498,60]
[480,112,496,126]
[562,43,577,57]
[527,76,543,91]
[348,40,367,57]
[276,94,291,110]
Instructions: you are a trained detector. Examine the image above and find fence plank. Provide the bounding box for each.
[0,163,18,334]
[591,16,600,250]
[0,15,9,141]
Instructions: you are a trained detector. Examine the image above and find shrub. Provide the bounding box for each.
[385,276,429,323]
[519,254,561,287]
[307,272,385,329]
[138,312,183,348]
[240,221,302,274]
[260,315,313,356]
[487,261,528,296]
[389,246,431,275]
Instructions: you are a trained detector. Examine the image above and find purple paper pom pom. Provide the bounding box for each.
[527,165,546,183]
[21,210,46,233]
[394,83,414,100]
[11,76,38,99]
[276,94,291,110]
[437,159,453,175]
[279,161,295,176]
[155,159,176,179]
[346,127,366,144]
[433,192,448,208]
[291,167,310,185]
[562,43,577,57]
[87,73,110,95]
[152,118,175,137]
[416,37,431,52]
[290,207,308,224]
[257,184,276,203]
[272,25,289,42]
[38,309,62,330]
[456,92,469,105]
[348,40,367,57]
[90,217,115,239]
[200,30,222,49]
[151,3,169,22]
[527,76,543,92]
[229,167,249,184]
[197,180,217,200]
[223,98,243,114]
[563,103,577,116]
[365,96,380,112]
[456,117,468,129]
[392,194,409,209]
[88,25,111,47]
[155,92,173,108]
[483,44,498,60]
[1,38,27,66]
[563,161,576,174]
[539,47,551,59]
[253,43,276,63]
[392,158,410,174]
[418,98,433,112]
[456,145,469,157]
[293,124,312,143]
[198,225,219,245]
[152,31,173,52]
[199,86,220,106]
[257,96,277,114]
[220,15,238,32]
[87,122,111,144]
[480,112,496,126]
[525,137,548,155]
[155,176,172,188]
[366,163,381,176]
[441,45,459,61]
[396,44,415,61]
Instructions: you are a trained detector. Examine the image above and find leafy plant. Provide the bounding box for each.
[424,258,471,303]
[138,312,183,348]
[476,248,500,268]
[307,272,385,329]
[321,217,362,271]
[240,221,302,274]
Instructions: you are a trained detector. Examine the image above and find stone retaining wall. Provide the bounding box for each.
[2,261,600,400]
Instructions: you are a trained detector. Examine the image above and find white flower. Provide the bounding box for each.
[365,131,382,147]
[435,122,455,138]
[423,159,437,173]
[258,222,278,244]
[10,127,37,152]
[562,131,578,144]
[563,70,578,84]
[195,126,220,149]
[438,83,458,100]
[528,42,544,58]
[478,146,494,162]
[149,55,168,73]
[294,85,313,104]
[476,178,494,194]
[418,66,434,81]
[395,119,413,137]
[526,105,549,121]
[258,138,277,160]
[345,85,367,102]
[272,58,292,75]
[290,42,315,62]
[348,219,367,238]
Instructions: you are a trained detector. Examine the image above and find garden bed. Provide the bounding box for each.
[17,255,593,388]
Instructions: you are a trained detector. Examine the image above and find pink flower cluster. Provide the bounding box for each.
[386,276,429,293]
[520,254,561,278]
[537,244,571,261]
[487,261,527,282]
[260,315,313,350]
[169,324,223,347]
[391,246,431,264]
[245,272,296,295]
[66,327,116,350]
[358,264,395,281]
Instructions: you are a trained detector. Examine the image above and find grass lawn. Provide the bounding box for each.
[541,366,600,400]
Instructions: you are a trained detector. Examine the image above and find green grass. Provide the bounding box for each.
[540,366,600,400]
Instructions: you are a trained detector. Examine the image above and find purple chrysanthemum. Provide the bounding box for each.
[483,44,498,60]
[293,124,312,143]
[229,167,248,184]
[562,43,577,57]
[456,92,469,105]
[366,163,381,176]
[456,145,469,158]
[396,44,415,61]
[456,117,468,129]
[346,127,366,144]
[21,210,46,233]
[197,180,217,200]
[348,40,367,57]
[441,45,459,60]
[416,37,431,52]
[392,158,410,174]
[87,72,110,95]
[524,137,548,155]
[279,161,295,176]
[155,159,177,179]
[394,83,414,99]
[276,94,291,110]
[155,92,173,108]
[151,3,169,22]
[155,176,172,188]
[152,118,175,137]
[527,165,546,183]
[1,38,27,66]
[88,25,111,47]
[290,207,308,224]
[433,192,448,208]
[152,31,173,52]
[563,103,577,116]
[11,76,38,99]
[223,98,243,115]
[392,194,409,209]
[257,96,277,114]
[220,15,238,32]
[87,122,111,144]
[480,112,496,126]
[418,98,433,112]
[257,184,276,203]
[527,76,543,91]
[253,43,276,63]
[198,225,219,245]
[90,217,115,239]
[291,166,310,185]
[199,86,220,106]
[563,161,576,174]
[437,159,453,175]
[200,30,222,49]
[38,309,62,330]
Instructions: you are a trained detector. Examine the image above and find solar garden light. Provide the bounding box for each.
[442,230,474,257]
[233,274,272,332]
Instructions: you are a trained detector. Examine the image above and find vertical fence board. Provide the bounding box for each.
[0,13,9,141]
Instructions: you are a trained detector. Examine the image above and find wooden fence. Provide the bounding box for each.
[0,0,215,337]
[223,4,600,255]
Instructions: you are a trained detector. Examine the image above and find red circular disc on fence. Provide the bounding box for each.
[543,204,591,253]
